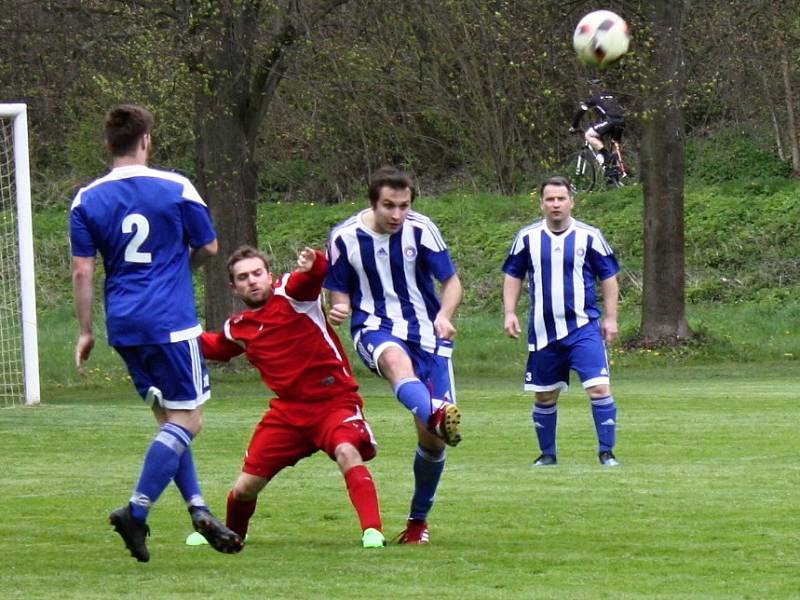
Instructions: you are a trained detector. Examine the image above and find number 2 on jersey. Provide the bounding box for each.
[122,213,152,264]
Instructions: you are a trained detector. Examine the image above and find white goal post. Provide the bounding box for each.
[0,104,40,406]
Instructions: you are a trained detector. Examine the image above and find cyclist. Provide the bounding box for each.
[569,78,625,177]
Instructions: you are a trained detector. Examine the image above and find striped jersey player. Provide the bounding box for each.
[325,166,463,544]
[502,176,621,468]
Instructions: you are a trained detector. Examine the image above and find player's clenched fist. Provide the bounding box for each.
[328,303,351,325]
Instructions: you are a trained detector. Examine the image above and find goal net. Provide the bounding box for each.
[0,104,40,407]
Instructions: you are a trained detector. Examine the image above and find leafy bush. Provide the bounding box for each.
[683,178,800,300]
[686,130,791,182]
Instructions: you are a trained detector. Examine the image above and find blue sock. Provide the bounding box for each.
[533,402,557,456]
[409,445,446,521]
[395,378,434,425]
[129,422,192,522]
[174,448,208,511]
[591,395,617,452]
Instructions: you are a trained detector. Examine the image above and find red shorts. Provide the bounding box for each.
[241,395,378,480]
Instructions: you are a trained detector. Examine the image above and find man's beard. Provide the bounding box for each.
[242,294,267,309]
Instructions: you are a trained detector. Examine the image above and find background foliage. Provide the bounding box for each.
[1,0,796,203]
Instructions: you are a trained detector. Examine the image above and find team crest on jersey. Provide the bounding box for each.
[403,246,417,261]
[576,248,586,257]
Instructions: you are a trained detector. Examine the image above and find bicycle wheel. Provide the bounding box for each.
[558,149,596,193]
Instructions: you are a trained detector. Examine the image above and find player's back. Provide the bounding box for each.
[70,165,215,346]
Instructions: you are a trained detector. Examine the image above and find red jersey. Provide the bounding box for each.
[201,252,360,403]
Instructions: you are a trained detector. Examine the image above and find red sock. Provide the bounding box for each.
[344,465,382,532]
[226,490,257,538]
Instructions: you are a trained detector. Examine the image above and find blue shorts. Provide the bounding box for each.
[354,329,457,403]
[115,337,211,410]
[524,321,609,392]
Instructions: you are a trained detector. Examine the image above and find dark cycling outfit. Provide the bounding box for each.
[571,92,625,142]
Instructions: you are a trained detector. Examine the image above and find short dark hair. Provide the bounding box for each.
[226,245,270,283]
[104,104,154,157]
[539,176,574,198]
[367,166,416,206]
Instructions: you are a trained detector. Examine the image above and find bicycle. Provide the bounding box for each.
[559,131,639,193]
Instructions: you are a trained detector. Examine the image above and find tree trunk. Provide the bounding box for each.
[186,0,349,329]
[759,68,786,161]
[639,0,692,343]
[780,47,800,174]
[196,104,258,330]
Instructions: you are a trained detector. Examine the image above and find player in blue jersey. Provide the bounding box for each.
[70,104,243,561]
[502,175,621,467]
[325,166,463,544]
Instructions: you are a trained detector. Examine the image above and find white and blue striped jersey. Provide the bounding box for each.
[70,165,217,347]
[325,209,457,353]
[502,218,619,351]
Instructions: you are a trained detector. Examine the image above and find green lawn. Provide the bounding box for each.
[2,365,798,599]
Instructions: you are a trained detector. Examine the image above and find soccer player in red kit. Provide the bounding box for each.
[199,245,385,548]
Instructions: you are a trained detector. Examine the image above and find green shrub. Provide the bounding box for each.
[686,130,791,182]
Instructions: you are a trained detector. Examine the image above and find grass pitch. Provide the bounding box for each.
[2,365,798,599]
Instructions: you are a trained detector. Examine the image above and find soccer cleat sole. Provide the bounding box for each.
[191,511,244,554]
[441,404,462,447]
[186,531,250,546]
[186,531,249,546]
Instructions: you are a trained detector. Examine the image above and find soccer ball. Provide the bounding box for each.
[573,10,630,67]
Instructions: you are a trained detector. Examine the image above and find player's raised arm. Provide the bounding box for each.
[295,246,317,272]
[285,248,326,300]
